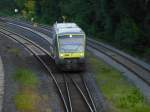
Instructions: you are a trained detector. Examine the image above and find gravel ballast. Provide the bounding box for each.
[0,34,62,112]
[87,46,150,103]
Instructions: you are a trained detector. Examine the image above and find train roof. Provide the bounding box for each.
[55,23,78,28]
[54,23,85,35]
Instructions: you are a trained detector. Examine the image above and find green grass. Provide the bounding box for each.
[87,52,150,112]
[14,90,40,112]
[13,69,42,112]
[13,69,52,112]
[13,68,39,87]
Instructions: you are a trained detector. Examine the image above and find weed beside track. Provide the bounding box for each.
[88,53,150,112]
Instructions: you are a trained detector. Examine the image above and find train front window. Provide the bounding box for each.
[58,35,85,53]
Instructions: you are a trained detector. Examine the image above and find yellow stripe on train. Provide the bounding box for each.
[59,52,84,58]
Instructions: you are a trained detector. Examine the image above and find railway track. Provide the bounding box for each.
[0,16,52,36]
[3,18,149,86]
[9,20,150,86]
[57,73,97,112]
[10,20,149,87]
[87,39,150,86]
[0,26,98,112]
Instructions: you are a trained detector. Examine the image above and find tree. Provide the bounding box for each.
[4,0,149,58]
[24,0,36,18]
[15,0,26,10]
[38,0,60,24]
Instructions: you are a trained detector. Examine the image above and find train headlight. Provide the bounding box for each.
[80,53,84,57]
[60,54,64,57]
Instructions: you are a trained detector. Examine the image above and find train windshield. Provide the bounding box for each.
[58,35,85,53]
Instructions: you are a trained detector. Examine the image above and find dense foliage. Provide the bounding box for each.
[0,0,16,15]
[1,0,150,59]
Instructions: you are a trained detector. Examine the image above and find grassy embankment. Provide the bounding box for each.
[13,69,51,112]
[87,53,150,112]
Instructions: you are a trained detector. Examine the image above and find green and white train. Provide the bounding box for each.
[50,23,86,71]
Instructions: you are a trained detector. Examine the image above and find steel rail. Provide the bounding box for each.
[87,41,150,86]
[2,17,150,111]
[0,23,97,112]
[0,27,69,112]
[87,39,150,73]
[63,74,73,112]
[69,76,94,112]
[3,18,149,105]
[81,75,97,112]
[25,20,150,77]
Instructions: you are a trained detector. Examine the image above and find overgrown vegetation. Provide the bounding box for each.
[13,68,51,112]
[13,69,41,112]
[88,53,150,112]
[0,0,16,16]
[1,0,150,60]
[14,68,39,86]
[15,90,40,112]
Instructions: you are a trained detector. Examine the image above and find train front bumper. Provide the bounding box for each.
[56,58,86,70]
